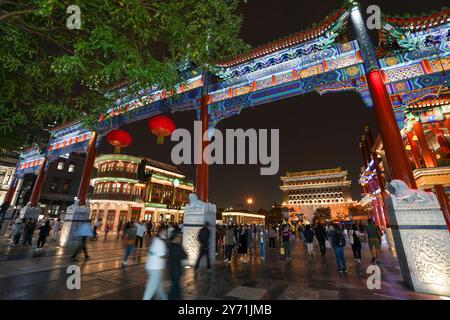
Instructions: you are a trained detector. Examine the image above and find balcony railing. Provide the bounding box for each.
[90,193,144,202]
[93,171,138,179]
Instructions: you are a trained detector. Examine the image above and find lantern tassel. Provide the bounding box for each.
[157,136,164,144]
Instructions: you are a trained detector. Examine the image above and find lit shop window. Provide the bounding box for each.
[112,182,121,193]
[109,162,117,171]
[103,183,111,193]
[123,184,131,194]
[126,163,135,173]
[116,162,125,171]
[57,162,65,171]
[68,163,75,173]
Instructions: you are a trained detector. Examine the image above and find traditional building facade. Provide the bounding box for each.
[0,150,19,205]
[89,154,194,232]
[280,168,357,223]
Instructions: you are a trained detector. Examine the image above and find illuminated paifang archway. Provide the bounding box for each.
[5,1,450,228]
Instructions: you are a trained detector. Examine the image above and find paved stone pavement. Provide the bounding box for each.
[0,232,440,300]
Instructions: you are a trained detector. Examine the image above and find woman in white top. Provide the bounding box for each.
[143,227,168,300]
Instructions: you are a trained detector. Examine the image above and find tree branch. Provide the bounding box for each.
[0,8,35,21]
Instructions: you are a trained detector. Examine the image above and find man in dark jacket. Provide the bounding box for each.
[194,221,211,272]
[315,222,328,256]
[37,220,51,249]
[167,230,187,299]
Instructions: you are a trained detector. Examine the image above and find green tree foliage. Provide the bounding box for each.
[0,0,249,150]
[312,207,331,224]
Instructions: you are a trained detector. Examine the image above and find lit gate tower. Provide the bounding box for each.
[280,168,357,222]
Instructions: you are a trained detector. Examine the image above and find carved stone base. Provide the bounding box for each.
[0,207,15,236]
[386,181,450,296]
[59,202,90,246]
[182,198,216,267]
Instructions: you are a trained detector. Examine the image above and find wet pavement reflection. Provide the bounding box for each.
[0,234,439,300]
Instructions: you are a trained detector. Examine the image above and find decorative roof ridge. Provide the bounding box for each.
[216,7,347,68]
[48,120,84,134]
[382,7,450,24]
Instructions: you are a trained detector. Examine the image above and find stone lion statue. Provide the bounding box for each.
[387,180,437,205]
[186,193,206,210]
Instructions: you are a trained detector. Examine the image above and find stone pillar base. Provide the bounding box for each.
[182,194,216,267]
[59,201,90,246]
[386,180,450,296]
[0,207,15,236]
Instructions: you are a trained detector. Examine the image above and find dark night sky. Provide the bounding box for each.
[98,0,449,210]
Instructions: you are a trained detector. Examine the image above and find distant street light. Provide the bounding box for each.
[246,198,253,205]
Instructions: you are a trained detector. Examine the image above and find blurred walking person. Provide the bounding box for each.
[36,220,51,249]
[304,225,315,256]
[281,226,292,261]
[122,221,137,266]
[268,226,276,249]
[349,224,363,263]
[330,224,347,273]
[224,224,235,263]
[52,218,62,241]
[315,222,328,256]
[167,230,187,300]
[143,227,168,300]
[237,225,248,263]
[22,218,35,247]
[70,221,92,261]
[259,225,266,262]
[11,218,25,247]
[194,222,211,272]
[135,220,146,248]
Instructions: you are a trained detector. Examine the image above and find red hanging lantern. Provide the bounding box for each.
[107,129,132,153]
[148,115,176,144]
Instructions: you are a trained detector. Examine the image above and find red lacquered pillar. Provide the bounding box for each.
[413,121,450,230]
[195,93,210,202]
[77,132,97,206]
[366,70,417,189]
[30,159,48,207]
[406,131,422,169]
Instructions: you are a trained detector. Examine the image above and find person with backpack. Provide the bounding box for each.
[303,225,315,256]
[194,221,211,272]
[349,224,363,263]
[281,226,292,262]
[331,224,347,273]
